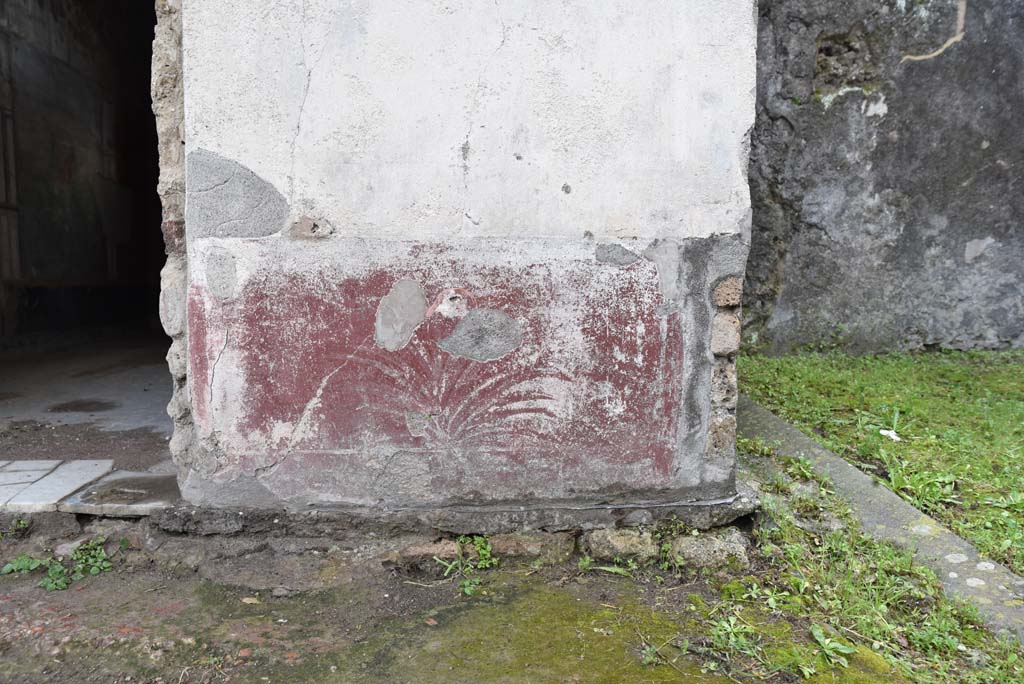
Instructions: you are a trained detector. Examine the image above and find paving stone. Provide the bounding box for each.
[0,483,30,505]
[0,461,9,469]
[59,471,180,516]
[5,460,113,512]
[0,470,51,486]
[3,460,62,471]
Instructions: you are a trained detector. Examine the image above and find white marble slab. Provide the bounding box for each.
[0,470,50,486]
[5,460,113,512]
[0,483,30,505]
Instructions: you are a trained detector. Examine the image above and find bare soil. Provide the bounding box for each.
[0,420,170,471]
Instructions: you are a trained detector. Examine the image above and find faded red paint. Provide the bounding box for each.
[188,241,686,499]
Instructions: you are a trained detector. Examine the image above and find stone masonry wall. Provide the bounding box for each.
[747,0,1024,352]
[152,0,192,468]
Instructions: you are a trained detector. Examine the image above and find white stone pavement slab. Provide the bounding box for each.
[5,460,113,513]
[0,483,30,505]
[3,460,61,471]
[0,461,9,469]
[0,470,52,486]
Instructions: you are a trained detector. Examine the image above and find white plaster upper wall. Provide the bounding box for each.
[182,0,756,240]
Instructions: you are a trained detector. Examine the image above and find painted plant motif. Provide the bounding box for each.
[289,281,567,460]
[221,250,686,484]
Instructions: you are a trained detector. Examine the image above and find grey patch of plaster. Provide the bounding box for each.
[595,243,641,266]
[178,467,281,509]
[642,239,683,303]
[206,247,237,300]
[186,149,290,240]
[375,280,427,352]
[965,237,996,264]
[641,234,749,496]
[438,309,522,362]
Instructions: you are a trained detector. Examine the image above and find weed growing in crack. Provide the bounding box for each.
[433,535,500,597]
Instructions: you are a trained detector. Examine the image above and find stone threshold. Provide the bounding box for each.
[0,460,178,516]
[738,395,1024,642]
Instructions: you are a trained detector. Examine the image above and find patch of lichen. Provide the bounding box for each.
[324,583,720,683]
[296,578,907,684]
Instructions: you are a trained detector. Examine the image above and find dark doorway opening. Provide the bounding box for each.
[0,1,163,341]
[0,2,171,472]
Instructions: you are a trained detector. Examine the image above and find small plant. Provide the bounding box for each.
[1,554,69,591]
[790,493,823,519]
[1,554,46,575]
[784,456,816,482]
[434,535,500,597]
[577,555,593,573]
[653,514,691,541]
[2,538,113,592]
[809,624,857,668]
[461,535,499,570]
[0,518,29,540]
[763,472,792,495]
[458,576,481,596]
[640,642,663,666]
[737,436,776,459]
[39,562,70,591]
[71,537,113,579]
[710,615,759,657]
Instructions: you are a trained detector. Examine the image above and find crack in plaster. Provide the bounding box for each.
[209,327,231,409]
[459,0,509,232]
[288,0,330,205]
[286,332,375,452]
[191,174,234,195]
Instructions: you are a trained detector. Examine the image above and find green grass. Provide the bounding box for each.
[744,455,1023,684]
[739,349,1024,573]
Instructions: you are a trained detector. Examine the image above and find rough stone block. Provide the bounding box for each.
[586,528,658,562]
[670,526,750,570]
[710,359,738,410]
[486,532,576,563]
[712,276,743,307]
[711,312,742,357]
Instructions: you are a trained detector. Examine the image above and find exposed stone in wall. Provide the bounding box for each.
[151,0,192,468]
[747,0,1024,352]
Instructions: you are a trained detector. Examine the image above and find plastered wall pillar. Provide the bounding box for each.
[177,0,757,528]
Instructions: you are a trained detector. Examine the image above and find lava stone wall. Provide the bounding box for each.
[747,0,1023,352]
